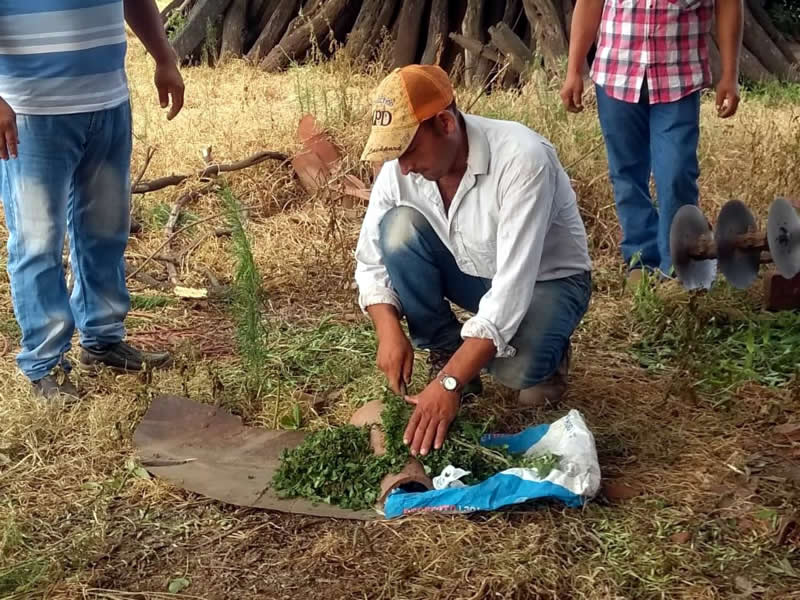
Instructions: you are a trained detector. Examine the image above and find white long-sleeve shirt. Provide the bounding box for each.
[354,113,592,358]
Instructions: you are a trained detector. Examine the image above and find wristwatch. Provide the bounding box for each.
[438,372,462,394]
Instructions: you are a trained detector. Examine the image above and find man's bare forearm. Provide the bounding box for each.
[366,303,404,339]
[439,338,496,388]
[565,0,605,76]
[716,0,743,81]
[124,0,176,64]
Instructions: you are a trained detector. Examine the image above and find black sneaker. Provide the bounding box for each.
[79,341,173,372]
[428,348,483,397]
[32,373,80,402]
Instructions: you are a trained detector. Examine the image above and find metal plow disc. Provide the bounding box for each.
[714,199,760,289]
[670,204,717,290]
[767,197,800,279]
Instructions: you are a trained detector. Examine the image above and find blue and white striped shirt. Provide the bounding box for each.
[0,0,129,115]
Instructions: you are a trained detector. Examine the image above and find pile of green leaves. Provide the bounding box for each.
[273,392,561,511]
[271,424,393,510]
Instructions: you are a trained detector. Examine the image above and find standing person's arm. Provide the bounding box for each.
[560,0,605,112]
[123,0,185,120]
[0,97,17,160]
[715,0,743,118]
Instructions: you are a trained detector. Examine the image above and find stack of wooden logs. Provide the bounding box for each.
[162,0,800,86]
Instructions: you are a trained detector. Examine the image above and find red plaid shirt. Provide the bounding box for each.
[590,0,715,104]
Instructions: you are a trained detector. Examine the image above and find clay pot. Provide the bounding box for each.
[349,399,387,456]
[349,399,433,503]
[378,458,432,503]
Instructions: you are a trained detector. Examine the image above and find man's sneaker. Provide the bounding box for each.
[428,348,483,397]
[79,341,173,372]
[32,373,80,402]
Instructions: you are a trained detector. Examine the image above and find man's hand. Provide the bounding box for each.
[0,97,18,160]
[403,382,460,457]
[376,328,414,395]
[155,61,185,120]
[560,72,585,113]
[715,76,740,118]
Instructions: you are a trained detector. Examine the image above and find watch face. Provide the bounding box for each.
[442,375,458,391]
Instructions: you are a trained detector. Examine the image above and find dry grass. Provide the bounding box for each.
[2,32,800,600]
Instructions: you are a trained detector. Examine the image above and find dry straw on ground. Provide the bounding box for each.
[1,32,800,600]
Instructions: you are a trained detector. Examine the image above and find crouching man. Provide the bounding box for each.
[354,65,593,457]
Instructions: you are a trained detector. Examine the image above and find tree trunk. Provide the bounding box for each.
[562,0,574,42]
[421,0,449,64]
[522,0,569,74]
[500,0,523,85]
[463,0,490,87]
[261,0,352,72]
[712,30,775,83]
[746,0,798,64]
[247,0,266,22]
[742,1,800,80]
[392,0,428,68]
[489,20,534,74]
[245,0,301,62]
[346,0,398,61]
[220,0,247,58]
[245,0,280,48]
[171,0,233,62]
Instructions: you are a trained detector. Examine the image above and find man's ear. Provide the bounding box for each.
[432,109,456,135]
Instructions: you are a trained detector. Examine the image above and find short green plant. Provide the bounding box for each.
[273,391,561,511]
[219,185,269,396]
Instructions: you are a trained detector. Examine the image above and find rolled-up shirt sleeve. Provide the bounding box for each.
[354,166,402,314]
[461,151,557,358]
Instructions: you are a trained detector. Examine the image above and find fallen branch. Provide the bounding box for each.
[125,202,260,282]
[163,182,217,285]
[133,150,289,194]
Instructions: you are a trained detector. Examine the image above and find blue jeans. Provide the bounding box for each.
[1,102,132,381]
[595,82,701,275]
[378,207,592,390]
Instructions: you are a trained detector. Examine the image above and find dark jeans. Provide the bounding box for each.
[379,206,592,390]
[595,82,701,275]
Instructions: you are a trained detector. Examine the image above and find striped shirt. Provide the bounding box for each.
[590,0,714,104]
[0,0,129,115]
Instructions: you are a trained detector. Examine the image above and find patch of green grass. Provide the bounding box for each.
[130,293,175,311]
[630,274,800,395]
[0,557,50,596]
[0,314,20,340]
[741,80,800,106]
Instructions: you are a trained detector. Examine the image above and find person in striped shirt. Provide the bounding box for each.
[561,0,743,282]
[0,0,185,400]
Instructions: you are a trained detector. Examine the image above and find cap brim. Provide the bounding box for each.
[360,123,419,163]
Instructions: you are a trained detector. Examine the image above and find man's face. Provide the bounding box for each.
[397,111,459,181]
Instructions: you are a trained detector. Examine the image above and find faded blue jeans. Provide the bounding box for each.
[1,102,132,381]
[379,206,592,390]
[595,82,701,275]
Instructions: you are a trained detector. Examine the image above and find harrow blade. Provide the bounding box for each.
[715,199,760,289]
[669,204,717,290]
[767,197,800,279]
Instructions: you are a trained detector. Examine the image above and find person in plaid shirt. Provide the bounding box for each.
[561,0,743,280]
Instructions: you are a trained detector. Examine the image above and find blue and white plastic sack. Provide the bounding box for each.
[382,409,601,519]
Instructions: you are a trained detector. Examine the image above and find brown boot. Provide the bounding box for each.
[517,347,570,407]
